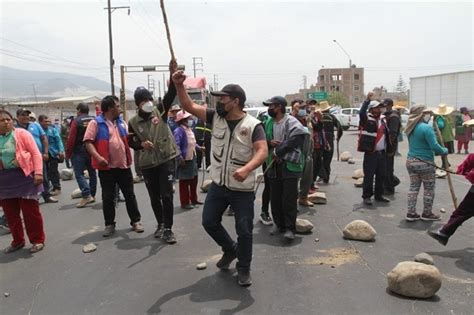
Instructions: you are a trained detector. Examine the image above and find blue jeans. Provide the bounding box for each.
[72,152,97,198]
[202,183,255,272]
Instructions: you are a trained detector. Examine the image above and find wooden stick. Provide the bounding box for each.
[160,0,175,61]
[433,119,458,209]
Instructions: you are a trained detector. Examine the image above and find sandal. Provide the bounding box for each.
[30,243,44,253]
[4,243,25,253]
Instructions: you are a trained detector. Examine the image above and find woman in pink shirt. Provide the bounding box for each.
[0,110,46,253]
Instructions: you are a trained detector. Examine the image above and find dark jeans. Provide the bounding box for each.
[384,154,395,194]
[440,189,474,236]
[362,151,387,199]
[72,152,97,198]
[141,160,176,228]
[202,183,255,272]
[196,137,211,169]
[261,162,270,214]
[313,149,334,182]
[98,168,141,226]
[41,161,52,200]
[270,177,298,232]
[47,158,61,190]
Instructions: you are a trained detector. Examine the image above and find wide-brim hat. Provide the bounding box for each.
[175,110,192,123]
[463,119,474,127]
[317,101,331,112]
[433,103,454,116]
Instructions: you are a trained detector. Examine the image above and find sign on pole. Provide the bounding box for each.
[306,92,328,101]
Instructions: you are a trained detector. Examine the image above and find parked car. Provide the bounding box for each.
[331,107,360,130]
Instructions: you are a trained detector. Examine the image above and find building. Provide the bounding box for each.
[409,70,474,110]
[314,66,365,106]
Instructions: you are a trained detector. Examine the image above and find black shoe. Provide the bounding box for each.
[375,196,390,202]
[237,270,252,287]
[44,196,58,203]
[363,198,373,205]
[384,190,395,196]
[284,230,295,241]
[216,250,237,270]
[269,225,280,235]
[154,224,165,238]
[162,229,176,244]
[427,230,449,246]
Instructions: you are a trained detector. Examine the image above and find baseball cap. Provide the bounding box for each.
[307,98,318,105]
[263,96,287,107]
[382,98,394,106]
[210,84,246,106]
[368,100,383,110]
[16,108,32,116]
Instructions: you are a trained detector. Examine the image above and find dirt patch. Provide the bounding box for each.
[287,247,361,266]
[443,274,474,284]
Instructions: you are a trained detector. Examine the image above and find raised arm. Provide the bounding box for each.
[171,70,206,122]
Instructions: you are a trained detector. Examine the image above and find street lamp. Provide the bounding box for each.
[333,40,352,68]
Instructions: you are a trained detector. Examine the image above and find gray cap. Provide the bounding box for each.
[368,101,382,110]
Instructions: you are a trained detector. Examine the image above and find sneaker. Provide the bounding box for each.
[260,212,273,226]
[269,225,280,235]
[405,213,421,222]
[154,224,165,238]
[77,196,95,208]
[284,230,295,241]
[192,200,204,205]
[50,189,61,196]
[181,204,194,210]
[162,229,176,244]
[103,225,116,237]
[216,250,237,270]
[29,243,44,253]
[132,221,144,233]
[4,243,25,253]
[44,196,58,203]
[237,270,252,287]
[363,198,373,205]
[375,196,390,203]
[427,230,449,246]
[421,213,441,221]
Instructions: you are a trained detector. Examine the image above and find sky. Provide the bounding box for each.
[1,0,473,102]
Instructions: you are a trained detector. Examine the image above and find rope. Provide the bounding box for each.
[412,157,457,174]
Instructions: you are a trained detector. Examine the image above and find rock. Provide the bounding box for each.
[200,180,213,193]
[348,159,355,164]
[295,218,314,234]
[352,169,364,179]
[71,188,82,199]
[256,173,264,183]
[340,151,353,162]
[354,178,364,187]
[82,243,97,253]
[308,192,327,204]
[440,208,446,213]
[435,169,446,178]
[342,220,376,241]
[387,261,442,298]
[314,238,320,242]
[196,262,207,270]
[414,253,434,265]
[60,168,74,181]
[4,292,10,297]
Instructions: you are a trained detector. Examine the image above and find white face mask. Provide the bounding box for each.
[423,113,431,123]
[142,101,154,113]
[187,119,194,127]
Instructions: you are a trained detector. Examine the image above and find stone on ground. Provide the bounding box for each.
[200,180,213,193]
[435,169,447,178]
[354,178,364,187]
[340,151,353,162]
[387,261,442,298]
[71,188,82,199]
[414,253,434,265]
[82,243,97,253]
[348,159,355,164]
[352,169,364,179]
[342,220,376,241]
[308,192,327,204]
[295,218,314,234]
[196,262,207,270]
[60,168,74,180]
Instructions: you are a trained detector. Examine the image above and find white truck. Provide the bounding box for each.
[331,106,360,130]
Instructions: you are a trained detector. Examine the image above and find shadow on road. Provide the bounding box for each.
[385,288,441,302]
[428,247,474,273]
[147,271,254,314]
[253,225,303,247]
[0,247,34,264]
[397,220,436,231]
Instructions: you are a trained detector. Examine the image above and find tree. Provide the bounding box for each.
[395,75,407,93]
[327,91,350,108]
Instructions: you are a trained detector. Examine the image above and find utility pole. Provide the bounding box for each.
[192,57,203,78]
[105,2,130,96]
[32,84,38,104]
[147,75,156,96]
[213,74,218,91]
[302,75,307,90]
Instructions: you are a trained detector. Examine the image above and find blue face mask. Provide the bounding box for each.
[298,109,307,117]
[187,120,194,127]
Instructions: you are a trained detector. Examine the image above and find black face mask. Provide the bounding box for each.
[268,108,277,118]
[216,102,229,118]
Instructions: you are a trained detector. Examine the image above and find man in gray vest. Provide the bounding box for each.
[172,70,268,287]
[128,60,180,244]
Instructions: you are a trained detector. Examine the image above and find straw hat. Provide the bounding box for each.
[317,101,332,112]
[463,119,474,127]
[433,103,454,116]
[393,104,406,110]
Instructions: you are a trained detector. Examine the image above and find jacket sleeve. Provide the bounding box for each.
[161,81,177,119]
[56,128,65,153]
[173,127,185,160]
[457,153,474,184]
[21,130,43,175]
[424,126,448,155]
[359,99,370,125]
[275,134,305,158]
[65,119,77,159]
[387,115,400,145]
[127,122,143,151]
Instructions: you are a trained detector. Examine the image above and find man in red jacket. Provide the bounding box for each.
[427,153,474,245]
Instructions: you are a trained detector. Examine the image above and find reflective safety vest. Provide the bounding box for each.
[357,114,387,153]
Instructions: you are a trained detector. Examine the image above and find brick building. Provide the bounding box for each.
[315,66,365,106]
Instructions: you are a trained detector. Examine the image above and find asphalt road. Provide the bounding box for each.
[1,129,473,315]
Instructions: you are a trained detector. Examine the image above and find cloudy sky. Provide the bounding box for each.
[1,0,473,102]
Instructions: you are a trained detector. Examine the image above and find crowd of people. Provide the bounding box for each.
[0,62,473,287]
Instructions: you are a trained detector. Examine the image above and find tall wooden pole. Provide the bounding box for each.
[160,0,176,61]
